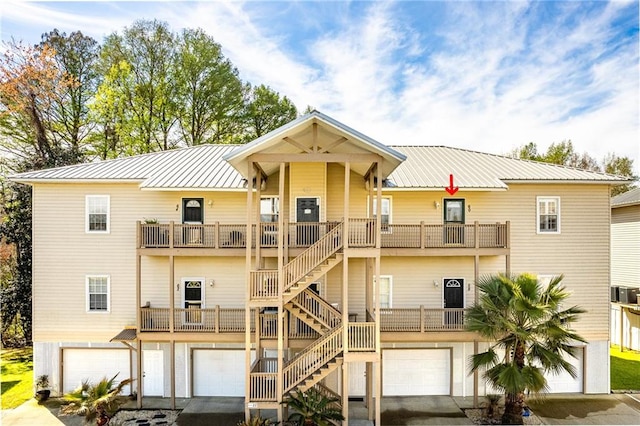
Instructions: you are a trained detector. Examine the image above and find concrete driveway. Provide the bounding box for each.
[527,393,640,425]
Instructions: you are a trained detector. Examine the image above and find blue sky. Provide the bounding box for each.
[1,1,639,174]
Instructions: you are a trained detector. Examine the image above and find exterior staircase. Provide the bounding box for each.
[248,223,348,404]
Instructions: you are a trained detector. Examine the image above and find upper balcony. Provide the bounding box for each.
[137,219,510,256]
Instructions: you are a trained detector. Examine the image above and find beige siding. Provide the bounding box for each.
[289,163,326,221]
[32,177,612,342]
[611,204,640,288]
[32,183,251,341]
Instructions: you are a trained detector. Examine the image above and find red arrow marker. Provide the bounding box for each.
[445,174,459,195]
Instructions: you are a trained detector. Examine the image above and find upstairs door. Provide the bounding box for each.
[182,198,204,224]
[443,199,465,245]
[443,278,464,326]
[182,198,204,245]
[296,197,320,245]
[183,278,204,324]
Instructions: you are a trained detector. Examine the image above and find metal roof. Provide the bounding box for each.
[110,328,137,342]
[10,140,628,191]
[612,187,640,207]
[386,146,628,189]
[11,144,246,190]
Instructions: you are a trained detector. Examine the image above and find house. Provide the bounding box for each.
[610,187,640,351]
[11,111,626,423]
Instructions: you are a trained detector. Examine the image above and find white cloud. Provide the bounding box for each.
[1,0,637,173]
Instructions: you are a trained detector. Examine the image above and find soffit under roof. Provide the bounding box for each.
[223,111,406,179]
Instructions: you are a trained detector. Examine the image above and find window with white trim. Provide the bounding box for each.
[86,195,110,233]
[537,196,560,234]
[371,197,392,232]
[86,275,110,312]
[260,197,279,223]
[374,275,392,308]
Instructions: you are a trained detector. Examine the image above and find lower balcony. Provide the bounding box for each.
[139,307,469,334]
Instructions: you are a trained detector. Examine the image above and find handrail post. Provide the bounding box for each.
[215,222,219,249]
[474,221,479,249]
[420,305,425,333]
[420,221,425,249]
[215,305,220,333]
[169,221,174,248]
[506,221,511,249]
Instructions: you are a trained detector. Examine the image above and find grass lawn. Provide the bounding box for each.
[610,345,640,391]
[1,347,33,409]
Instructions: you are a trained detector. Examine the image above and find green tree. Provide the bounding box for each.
[40,29,99,158]
[467,274,586,424]
[174,28,247,145]
[244,84,298,141]
[0,163,33,345]
[510,141,636,194]
[604,153,638,196]
[96,19,177,154]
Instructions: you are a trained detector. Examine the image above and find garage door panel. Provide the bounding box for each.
[383,349,450,396]
[544,350,583,393]
[63,349,130,394]
[193,350,254,396]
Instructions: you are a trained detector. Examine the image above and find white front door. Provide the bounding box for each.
[143,350,164,396]
[348,362,366,396]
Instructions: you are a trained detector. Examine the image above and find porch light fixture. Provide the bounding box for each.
[434,201,440,209]
[209,279,215,287]
[433,280,439,287]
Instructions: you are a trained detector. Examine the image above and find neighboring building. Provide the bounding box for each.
[11,111,626,423]
[610,187,640,351]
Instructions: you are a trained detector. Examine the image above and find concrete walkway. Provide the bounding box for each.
[3,393,640,425]
[0,399,75,426]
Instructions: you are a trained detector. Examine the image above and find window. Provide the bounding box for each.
[374,275,392,308]
[371,197,391,232]
[537,197,560,234]
[86,195,110,233]
[260,197,279,223]
[86,275,110,312]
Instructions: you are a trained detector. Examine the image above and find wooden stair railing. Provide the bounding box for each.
[286,289,342,332]
[283,223,343,294]
[283,325,343,393]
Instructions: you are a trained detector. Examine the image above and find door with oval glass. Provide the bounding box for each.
[182,198,203,245]
[443,278,464,326]
[183,278,204,324]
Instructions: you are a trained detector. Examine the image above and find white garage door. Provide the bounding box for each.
[193,350,254,396]
[545,349,583,393]
[383,349,450,396]
[63,348,130,393]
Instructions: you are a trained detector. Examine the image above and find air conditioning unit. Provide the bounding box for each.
[611,286,619,302]
[618,287,639,304]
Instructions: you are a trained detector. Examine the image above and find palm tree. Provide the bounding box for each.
[467,273,586,425]
[285,387,344,426]
[62,373,133,424]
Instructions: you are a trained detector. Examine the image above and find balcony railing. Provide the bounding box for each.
[138,221,509,250]
[139,307,469,333]
[378,307,468,332]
